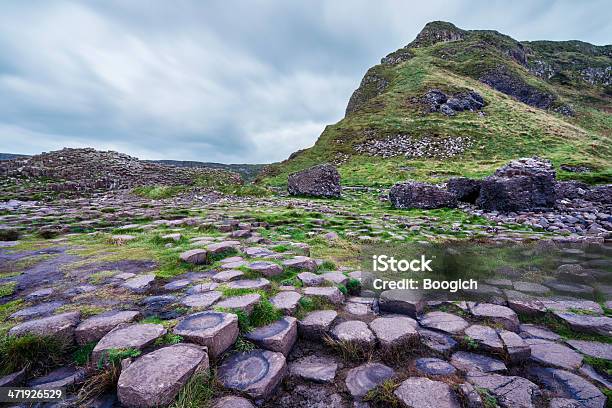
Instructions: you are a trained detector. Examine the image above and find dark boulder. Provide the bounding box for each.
[555,181,589,200]
[444,91,485,113]
[422,89,448,112]
[447,178,482,203]
[480,66,555,109]
[421,89,485,116]
[288,164,341,198]
[389,181,457,209]
[477,158,556,212]
[584,185,612,204]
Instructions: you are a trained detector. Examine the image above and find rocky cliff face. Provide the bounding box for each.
[263,21,611,188]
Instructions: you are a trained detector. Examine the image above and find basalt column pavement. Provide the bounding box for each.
[0,190,610,408]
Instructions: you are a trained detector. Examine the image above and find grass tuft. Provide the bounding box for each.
[0,334,68,375]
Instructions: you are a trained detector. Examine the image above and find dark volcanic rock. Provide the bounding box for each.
[529,367,605,408]
[422,88,485,116]
[480,66,555,109]
[389,181,457,209]
[447,177,482,203]
[0,147,241,197]
[477,157,556,211]
[218,349,287,400]
[555,180,589,200]
[584,184,612,204]
[287,164,341,198]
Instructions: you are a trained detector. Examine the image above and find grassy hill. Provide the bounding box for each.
[261,21,611,187]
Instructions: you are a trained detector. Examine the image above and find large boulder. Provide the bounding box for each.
[287,164,341,198]
[555,181,589,200]
[447,178,482,203]
[117,343,209,408]
[584,185,612,204]
[389,181,457,209]
[477,157,556,212]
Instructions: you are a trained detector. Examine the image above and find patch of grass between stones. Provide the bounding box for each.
[323,334,374,362]
[583,356,612,376]
[518,312,612,344]
[170,371,221,408]
[73,342,97,366]
[0,282,17,297]
[363,379,401,407]
[0,334,68,375]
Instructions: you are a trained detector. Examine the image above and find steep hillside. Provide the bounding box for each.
[262,21,611,187]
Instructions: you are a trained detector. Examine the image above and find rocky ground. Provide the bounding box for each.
[0,187,611,408]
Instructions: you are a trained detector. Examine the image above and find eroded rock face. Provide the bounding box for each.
[480,66,556,109]
[218,349,287,400]
[345,67,389,115]
[288,164,341,198]
[448,178,482,203]
[117,343,209,408]
[389,181,457,209]
[477,157,556,212]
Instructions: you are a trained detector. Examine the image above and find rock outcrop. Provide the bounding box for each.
[421,89,485,116]
[0,148,240,197]
[287,164,341,198]
[477,157,556,212]
[389,181,457,209]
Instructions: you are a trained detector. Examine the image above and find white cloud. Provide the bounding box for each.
[0,0,609,163]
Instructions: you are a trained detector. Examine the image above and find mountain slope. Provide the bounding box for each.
[261,21,611,187]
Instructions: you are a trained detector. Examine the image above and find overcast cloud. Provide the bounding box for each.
[0,1,609,163]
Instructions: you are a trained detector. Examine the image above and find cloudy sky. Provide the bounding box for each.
[0,1,609,164]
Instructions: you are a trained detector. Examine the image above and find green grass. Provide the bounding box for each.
[518,312,612,343]
[584,356,612,377]
[364,380,401,407]
[96,348,141,369]
[0,334,68,375]
[73,342,97,366]
[250,300,283,327]
[0,282,17,297]
[133,185,186,199]
[154,333,183,346]
[170,372,219,408]
[261,28,611,188]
